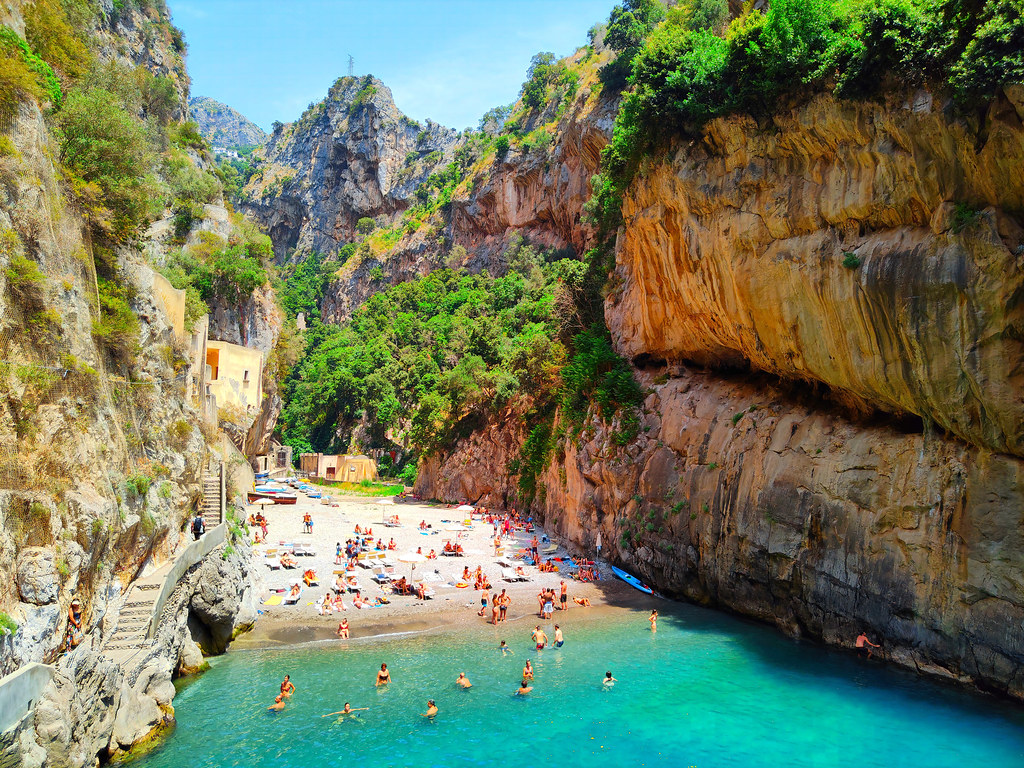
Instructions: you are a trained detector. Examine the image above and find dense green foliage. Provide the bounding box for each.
[591,0,1024,230]
[276,247,354,320]
[0,26,61,108]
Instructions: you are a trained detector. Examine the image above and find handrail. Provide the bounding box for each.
[146,523,227,639]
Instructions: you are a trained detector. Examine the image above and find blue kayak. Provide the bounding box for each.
[611,566,654,595]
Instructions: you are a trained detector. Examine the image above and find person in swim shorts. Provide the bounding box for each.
[498,590,510,622]
[554,625,563,647]
[478,591,488,617]
[268,695,286,711]
[532,626,547,650]
[560,580,568,611]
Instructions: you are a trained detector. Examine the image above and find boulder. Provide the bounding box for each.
[16,548,58,605]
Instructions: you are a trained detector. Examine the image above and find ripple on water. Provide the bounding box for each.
[140,605,1024,768]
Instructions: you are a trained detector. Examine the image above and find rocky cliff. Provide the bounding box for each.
[189,95,267,148]
[416,87,1024,697]
[0,2,264,765]
[242,75,458,259]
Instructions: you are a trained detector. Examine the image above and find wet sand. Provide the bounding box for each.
[235,490,631,649]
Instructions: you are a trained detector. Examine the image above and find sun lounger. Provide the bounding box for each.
[371,565,391,584]
[346,579,362,593]
[293,544,316,557]
[542,544,558,554]
[283,588,303,605]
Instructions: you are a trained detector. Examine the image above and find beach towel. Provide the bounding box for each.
[263,595,283,606]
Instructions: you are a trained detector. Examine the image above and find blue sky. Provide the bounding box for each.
[170,1,617,132]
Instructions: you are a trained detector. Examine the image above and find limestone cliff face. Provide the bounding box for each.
[609,91,1024,456]
[242,76,458,259]
[415,89,1024,698]
[417,364,1024,698]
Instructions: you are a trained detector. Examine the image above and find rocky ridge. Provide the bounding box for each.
[189,95,268,149]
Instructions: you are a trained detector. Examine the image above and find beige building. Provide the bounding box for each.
[300,453,378,482]
[206,340,263,413]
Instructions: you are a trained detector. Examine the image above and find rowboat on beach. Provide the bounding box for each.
[248,490,298,505]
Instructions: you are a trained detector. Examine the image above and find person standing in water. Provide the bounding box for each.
[603,671,618,687]
[517,679,533,695]
[376,663,391,686]
[422,700,438,718]
[456,672,472,688]
[523,660,534,681]
[554,625,564,648]
[268,695,286,711]
[649,610,658,633]
[856,632,881,658]
[532,626,548,650]
[280,675,295,699]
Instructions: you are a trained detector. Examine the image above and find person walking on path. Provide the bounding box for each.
[191,513,205,541]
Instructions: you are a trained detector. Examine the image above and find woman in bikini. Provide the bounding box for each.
[375,663,391,686]
[336,618,349,638]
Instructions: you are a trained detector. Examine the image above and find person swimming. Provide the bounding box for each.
[376,663,391,686]
[268,695,286,712]
[499,640,513,655]
[516,679,533,695]
[603,671,618,687]
[323,702,368,720]
[422,699,438,718]
[456,672,472,688]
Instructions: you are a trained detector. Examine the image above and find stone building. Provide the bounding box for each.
[299,453,378,482]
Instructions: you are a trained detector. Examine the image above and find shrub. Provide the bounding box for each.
[55,86,157,242]
[5,252,47,306]
[355,217,375,234]
[0,26,61,108]
[24,0,91,83]
[494,134,510,159]
[842,252,862,269]
[125,473,152,497]
[0,612,17,635]
[157,481,172,499]
[92,278,140,361]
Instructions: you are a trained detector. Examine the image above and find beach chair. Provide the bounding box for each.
[283,587,303,605]
[346,579,362,594]
[294,544,315,557]
[371,565,391,584]
[265,548,278,559]
[356,552,372,568]
[421,586,435,600]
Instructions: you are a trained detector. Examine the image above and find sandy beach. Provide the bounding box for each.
[234,489,642,649]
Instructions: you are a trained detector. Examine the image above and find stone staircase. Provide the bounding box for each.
[200,472,222,529]
[99,564,171,670]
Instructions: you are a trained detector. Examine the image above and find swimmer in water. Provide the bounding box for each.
[422,699,438,718]
[323,702,368,718]
[603,671,618,687]
[649,610,658,633]
[268,695,286,711]
[456,672,472,688]
[376,663,391,686]
[499,640,513,655]
[517,679,533,695]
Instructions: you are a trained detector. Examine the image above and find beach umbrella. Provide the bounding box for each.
[377,497,395,505]
[455,504,474,512]
[249,499,275,507]
[397,551,426,575]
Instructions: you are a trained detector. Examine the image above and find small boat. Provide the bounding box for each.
[248,491,298,505]
[611,566,653,595]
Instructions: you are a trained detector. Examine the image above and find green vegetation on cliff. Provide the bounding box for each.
[591,0,1024,228]
[278,237,642,488]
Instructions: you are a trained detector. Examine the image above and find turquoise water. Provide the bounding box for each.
[139,604,1024,768]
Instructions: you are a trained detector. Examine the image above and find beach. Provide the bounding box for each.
[235,489,631,649]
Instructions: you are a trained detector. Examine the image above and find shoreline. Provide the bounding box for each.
[233,492,643,651]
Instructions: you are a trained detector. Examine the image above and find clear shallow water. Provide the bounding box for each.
[137,604,1024,768]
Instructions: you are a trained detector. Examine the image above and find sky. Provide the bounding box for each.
[169,1,618,132]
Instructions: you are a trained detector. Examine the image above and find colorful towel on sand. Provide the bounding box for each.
[263,595,283,606]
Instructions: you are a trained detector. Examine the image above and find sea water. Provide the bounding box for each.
[135,603,1024,768]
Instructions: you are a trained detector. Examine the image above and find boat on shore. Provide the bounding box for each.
[247,490,298,505]
[611,565,653,595]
